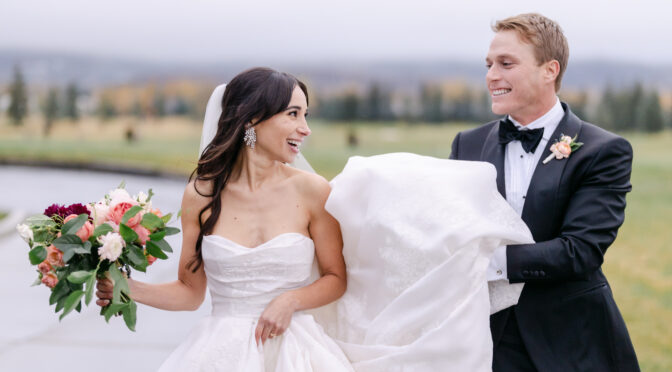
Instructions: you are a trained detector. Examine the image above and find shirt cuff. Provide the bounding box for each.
[486,245,508,281]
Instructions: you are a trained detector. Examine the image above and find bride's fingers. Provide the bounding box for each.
[95,298,110,307]
[96,278,113,291]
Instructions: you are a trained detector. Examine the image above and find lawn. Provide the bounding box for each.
[1,116,670,370]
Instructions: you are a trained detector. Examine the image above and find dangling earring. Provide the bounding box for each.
[244,126,256,149]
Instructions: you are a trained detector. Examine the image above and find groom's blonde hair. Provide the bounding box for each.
[493,13,569,92]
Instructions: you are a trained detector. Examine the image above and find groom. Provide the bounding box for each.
[450,13,639,371]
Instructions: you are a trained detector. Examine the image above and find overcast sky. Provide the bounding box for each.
[1,0,670,65]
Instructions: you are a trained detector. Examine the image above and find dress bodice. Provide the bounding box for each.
[202,233,315,318]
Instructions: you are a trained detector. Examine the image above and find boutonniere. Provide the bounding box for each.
[542,134,583,164]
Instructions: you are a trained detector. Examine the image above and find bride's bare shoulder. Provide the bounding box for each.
[286,166,331,204]
[183,178,214,208]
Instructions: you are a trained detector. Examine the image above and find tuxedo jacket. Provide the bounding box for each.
[450,103,639,372]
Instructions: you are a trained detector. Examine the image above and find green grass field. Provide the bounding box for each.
[1,117,670,370]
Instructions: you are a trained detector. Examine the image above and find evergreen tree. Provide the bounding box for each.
[340,92,360,121]
[7,65,28,125]
[64,82,79,121]
[153,91,166,117]
[641,91,664,133]
[595,85,617,130]
[42,88,59,136]
[365,83,383,121]
[97,94,117,121]
[420,84,443,123]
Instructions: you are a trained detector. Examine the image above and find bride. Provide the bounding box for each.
[97,67,533,371]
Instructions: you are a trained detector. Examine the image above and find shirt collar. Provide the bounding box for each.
[509,97,563,140]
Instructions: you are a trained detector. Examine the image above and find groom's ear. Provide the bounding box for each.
[543,60,561,87]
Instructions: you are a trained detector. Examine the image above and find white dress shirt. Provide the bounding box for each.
[487,98,564,281]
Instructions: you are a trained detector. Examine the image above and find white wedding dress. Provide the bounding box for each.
[157,152,533,372]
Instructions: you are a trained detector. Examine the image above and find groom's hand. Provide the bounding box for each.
[95,278,114,307]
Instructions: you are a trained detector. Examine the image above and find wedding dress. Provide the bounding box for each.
[158,85,534,371]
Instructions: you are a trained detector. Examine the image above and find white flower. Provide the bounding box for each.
[16,224,33,243]
[135,191,148,204]
[109,188,135,208]
[87,202,110,226]
[97,232,125,262]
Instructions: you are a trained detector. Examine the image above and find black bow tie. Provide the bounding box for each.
[498,118,544,153]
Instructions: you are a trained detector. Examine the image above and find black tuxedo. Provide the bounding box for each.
[450,103,639,372]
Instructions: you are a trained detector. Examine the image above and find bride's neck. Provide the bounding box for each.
[232,149,281,191]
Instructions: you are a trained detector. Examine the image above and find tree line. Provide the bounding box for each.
[4,65,670,134]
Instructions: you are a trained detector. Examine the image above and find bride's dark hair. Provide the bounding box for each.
[187,67,308,271]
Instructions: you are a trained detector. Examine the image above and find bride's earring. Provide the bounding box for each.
[244,126,256,149]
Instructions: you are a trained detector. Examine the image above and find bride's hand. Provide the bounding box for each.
[255,292,299,346]
[95,277,114,307]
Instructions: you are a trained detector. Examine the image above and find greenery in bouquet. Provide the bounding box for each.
[16,183,180,331]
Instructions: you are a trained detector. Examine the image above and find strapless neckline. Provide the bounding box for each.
[203,232,312,249]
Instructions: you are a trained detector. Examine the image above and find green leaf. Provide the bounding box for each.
[146,188,154,202]
[61,214,88,236]
[146,241,168,259]
[141,213,164,230]
[149,230,165,241]
[121,206,143,225]
[126,245,148,268]
[122,300,137,331]
[49,279,70,305]
[85,272,96,305]
[117,180,126,189]
[31,276,42,287]
[153,238,173,253]
[161,213,173,224]
[119,223,139,243]
[53,235,83,252]
[164,226,180,236]
[29,245,47,265]
[52,235,85,263]
[108,267,129,304]
[67,270,93,284]
[103,303,127,322]
[32,229,51,243]
[93,224,114,238]
[55,296,67,313]
[59,290,84,320]
[24,215,57,227]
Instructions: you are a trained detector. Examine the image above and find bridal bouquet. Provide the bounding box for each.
[16,183,179,331]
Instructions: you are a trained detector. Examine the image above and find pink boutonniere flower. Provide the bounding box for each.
[543,134,583,164]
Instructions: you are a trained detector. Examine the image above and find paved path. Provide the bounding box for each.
[0,166,212,372]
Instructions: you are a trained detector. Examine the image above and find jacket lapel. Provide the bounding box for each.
[522,103,582,223]
[481,122,507,198]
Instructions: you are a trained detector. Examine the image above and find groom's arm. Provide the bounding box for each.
[449,132,461,159]
[507,136,633,283]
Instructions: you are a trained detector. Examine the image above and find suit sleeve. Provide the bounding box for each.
[449,132,460,160]
[507,136,633,282]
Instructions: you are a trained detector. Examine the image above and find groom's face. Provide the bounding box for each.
[486,30,547,123]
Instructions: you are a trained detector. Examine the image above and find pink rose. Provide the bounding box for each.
[63,214,94,242]
[133,225,151,245]
[46,245,64,267]
[38,261,53,275]
[107,202,141,227]
[41,272,59,288]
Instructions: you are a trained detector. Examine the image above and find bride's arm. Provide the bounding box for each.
[97,181,208,311]
[255,175,346,344]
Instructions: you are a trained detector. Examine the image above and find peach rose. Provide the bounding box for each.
[133,225,151,245]
[556,142,572,156]
[63,214,94,242]
[46,245,64,267]
[151,208,163,218]
[38,261,53,275]
[146,254,157,266]
[107,202,141,227]
[41,272,59,288]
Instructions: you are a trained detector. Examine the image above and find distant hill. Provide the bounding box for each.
[1,49,671,91]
